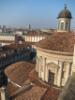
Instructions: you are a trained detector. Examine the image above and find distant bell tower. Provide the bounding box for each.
[29,24,31,30]
[57,5,72,32]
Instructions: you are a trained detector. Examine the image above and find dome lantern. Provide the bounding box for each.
[57,5,72,32]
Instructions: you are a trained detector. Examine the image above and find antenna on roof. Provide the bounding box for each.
[64,4,67,10]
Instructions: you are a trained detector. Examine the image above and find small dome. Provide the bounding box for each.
[57,5,72,19]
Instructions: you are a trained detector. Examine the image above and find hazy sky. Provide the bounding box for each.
[0,0,75,29]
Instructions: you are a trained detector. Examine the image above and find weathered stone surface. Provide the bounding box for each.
[58,73,75,100]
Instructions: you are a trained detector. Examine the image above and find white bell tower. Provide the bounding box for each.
[57,5,72,32]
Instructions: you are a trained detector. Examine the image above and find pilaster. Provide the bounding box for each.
[43,58,47,81]
[57,61,63,87]
[35,56,39,72]
[65,62,71,84]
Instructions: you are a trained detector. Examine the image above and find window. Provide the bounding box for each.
[60,22,64,30]
[65,22,68,30]
[57,20,60,30]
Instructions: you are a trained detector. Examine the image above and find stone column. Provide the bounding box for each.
[65,62,71,84]
[64,21,66,30]
[35,56,39,72]
[38,56,42,78]
[57,61,63,87]
[54,68,58,86]
[45,64,48,82]
[43,57,46,81]
[0,87,9,100]
[38,57,41,78]
[44,58,47,81]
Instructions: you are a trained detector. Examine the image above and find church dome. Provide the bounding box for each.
[57,5,72,19]
[36,32,75,53]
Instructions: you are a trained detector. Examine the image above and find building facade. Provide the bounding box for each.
[35,47,73,87]
[35,5,74,87]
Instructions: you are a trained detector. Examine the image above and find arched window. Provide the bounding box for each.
[65,22,68,30]
[60,22,64,30]
[58,20,60,30]
[57,20,61,30]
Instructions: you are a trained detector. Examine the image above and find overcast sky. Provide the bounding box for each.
[0,0,75,29]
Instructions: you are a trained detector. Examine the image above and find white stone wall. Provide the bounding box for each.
[0,34,46,43]
[0,35,14,41]
[24,35,45,42]
[36,47,73,87]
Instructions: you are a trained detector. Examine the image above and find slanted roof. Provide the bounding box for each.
[36,32,75,53]
[4,61,61,100]
[5,61,35,86]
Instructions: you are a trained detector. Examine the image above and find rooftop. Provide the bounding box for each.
[4,42,32,50]
[5,61,35,86]
[36,32,75,53]
[4,61,60,100]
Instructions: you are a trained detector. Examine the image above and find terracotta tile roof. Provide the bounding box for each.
[29,70,60,100]
[0,40,14,43]
[36,32,75,52]
[42,87,60,100]
[7,82,19,97]
[12,85,46,100]
[29,70,48,88]
[5,61,35,86]
[0,82,19,100]
[4,61,61,100]
[4,62,47,100]
[4,42,32,49]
